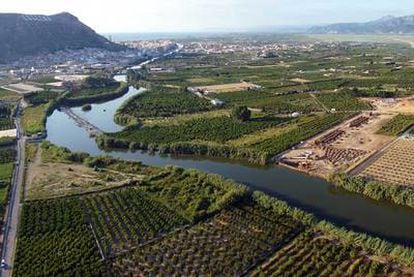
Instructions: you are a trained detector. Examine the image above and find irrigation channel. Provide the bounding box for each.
[45,79,414,247]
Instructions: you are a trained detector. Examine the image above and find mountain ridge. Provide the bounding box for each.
[0,12,124,63]
[309,14,414,34]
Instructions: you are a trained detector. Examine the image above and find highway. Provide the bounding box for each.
[1,105,25,277]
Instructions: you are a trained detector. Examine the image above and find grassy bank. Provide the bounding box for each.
[0,163,13,205]
[331,174,414,209]
[21,103,50,135]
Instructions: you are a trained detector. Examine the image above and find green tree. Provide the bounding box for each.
[232,106,251,122]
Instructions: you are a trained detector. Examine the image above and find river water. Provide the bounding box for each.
[46,85,414,246]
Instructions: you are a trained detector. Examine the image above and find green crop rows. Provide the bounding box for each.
[377,114,414,136]
[210,91,323,114]
[82,189,188,257]
[315,91,372,111]
[113,205,302,276]
[0,105,14,131]
[252,113,353,155]
[112,116,290,145]
[14,198,106,276]
[251,231,404,276]
[117,89,214,120]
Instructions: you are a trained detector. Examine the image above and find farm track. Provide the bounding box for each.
[309,93,330,113]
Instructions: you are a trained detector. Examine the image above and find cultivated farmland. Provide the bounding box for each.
[0,105,14,131]
[360,138,414,187]
[251,231,410,276]
[82,189,188,257]
[113,205,303,276]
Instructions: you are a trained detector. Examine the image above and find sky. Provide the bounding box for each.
[2,0,414,33]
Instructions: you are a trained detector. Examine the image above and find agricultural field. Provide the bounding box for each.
[0,136,15,206]
[0,88,20,102]
[209,91,323,114]
[315,91,372,112]
[116,88,214,123]
[0,147,16,164]
[360,138,414,187]
[377,114,414,136]
[0,162,13,205]
[113,205,302,275]
[109,115,290,146]
[14,198,107,276]
[139,167,247,221]
[0,104,14,131]
[251,230,409,276]
[82,189,188,257]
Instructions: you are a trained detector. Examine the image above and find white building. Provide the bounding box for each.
[211,99,224,106]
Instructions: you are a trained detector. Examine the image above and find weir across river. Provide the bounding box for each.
[61,107,103,137]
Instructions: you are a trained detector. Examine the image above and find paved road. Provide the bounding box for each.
[1,109,25,277]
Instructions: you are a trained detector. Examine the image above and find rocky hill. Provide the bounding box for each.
[0,12,124,63]
[309,15,414,34]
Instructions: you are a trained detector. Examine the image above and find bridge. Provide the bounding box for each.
[61,107,103,137]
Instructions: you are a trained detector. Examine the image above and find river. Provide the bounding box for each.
[46,83,414,247]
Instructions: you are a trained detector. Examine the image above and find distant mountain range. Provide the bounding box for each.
[309,15,414,34]
[0,12,124,63]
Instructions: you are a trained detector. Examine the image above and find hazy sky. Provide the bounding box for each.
[2,0,414,33]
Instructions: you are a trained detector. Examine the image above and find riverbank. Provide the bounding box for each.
[16,142,414,274]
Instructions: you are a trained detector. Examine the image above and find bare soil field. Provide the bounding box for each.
[1,83,42,95]
[360,137,414,187]
[280,112,394,178]
[366,96,414,115]
[195,82,260,93]
[25,146,143,200]
[0,129,16,138]
[290,78,311,84]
